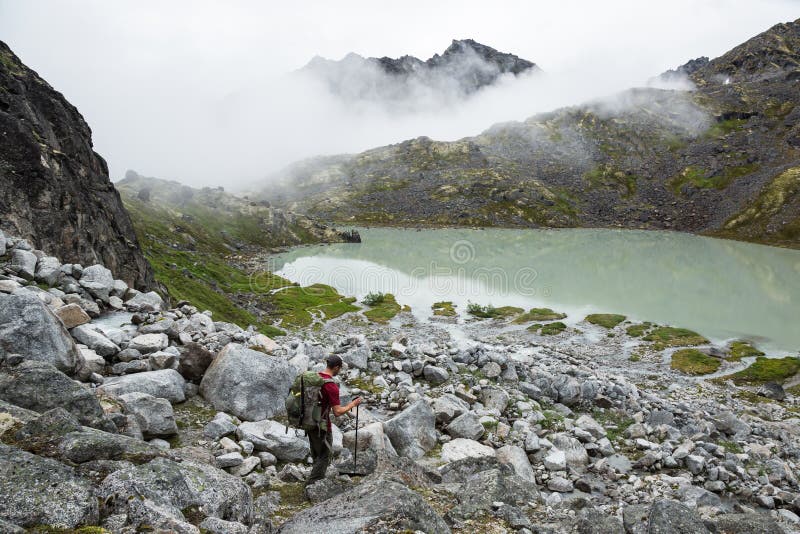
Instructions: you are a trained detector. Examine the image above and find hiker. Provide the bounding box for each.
[306,354,361,485]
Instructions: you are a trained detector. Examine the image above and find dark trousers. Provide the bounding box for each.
[307,428,332,485]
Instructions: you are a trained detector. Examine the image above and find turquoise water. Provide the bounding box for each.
[270,228,800,354]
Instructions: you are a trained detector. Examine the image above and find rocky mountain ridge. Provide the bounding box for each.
[301,39,539,104]
[0,41,155,289]
[263,18,800,248]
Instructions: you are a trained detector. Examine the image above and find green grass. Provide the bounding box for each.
[466,302,524,319]
[727,341,764,362]
[584,165,638,198]
[362,291,386,306]
[705,118,748,138]
[717,440,744,454]
[592,409,634,442]
[643,326,708,348]
[512,307,566,323]
[671,349,721,375]
[271,285,358,327]
[363,293,402,323]
[431,301,457,317]
[585,313,626,328]
[723,356,800,385]
[626,322,652,337]
[670,162,759,192]
[532,321,567,335]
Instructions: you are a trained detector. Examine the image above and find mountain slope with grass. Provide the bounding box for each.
[118,171,360,335]
[260,19,800,248]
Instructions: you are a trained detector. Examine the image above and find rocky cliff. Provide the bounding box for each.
[264,19,800,248]
[0,41,155,288]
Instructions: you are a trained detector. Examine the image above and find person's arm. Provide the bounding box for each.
[332,396,361,417]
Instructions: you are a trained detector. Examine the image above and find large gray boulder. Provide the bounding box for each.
[200,344,294,421]
[236,419,310,462]
[119,392,178,438]
[10,249,37,280]
[98,457,252,524]
[0,292,79,373]
[79,264,114,302]
[646,500,709,533]
[445,411,485,440]
[449,467,540,520]
[432,393,469,423]
[0,230,5,256]
[70,324,120,357]
[34,256,62,286]
[125,290,165,312]
[551,433,590,468]
[127,333,169,354]
[383,399,437,459]
[99,369,186,403]
[496,445,536,483]
[0,444,98,529]
[276,478,449,534]
[0,360,109,429]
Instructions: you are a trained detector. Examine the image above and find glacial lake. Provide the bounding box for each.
[270,228,800,355]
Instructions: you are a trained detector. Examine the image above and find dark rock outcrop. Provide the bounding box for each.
[0,41,154,289]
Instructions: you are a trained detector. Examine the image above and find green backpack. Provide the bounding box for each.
[285,371,335,432]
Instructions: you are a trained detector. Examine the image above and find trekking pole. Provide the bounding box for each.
[352,403,359,474]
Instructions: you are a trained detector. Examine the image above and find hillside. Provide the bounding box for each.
[118,171,360,335]
[261,19,800,248]
[0,41,155,288]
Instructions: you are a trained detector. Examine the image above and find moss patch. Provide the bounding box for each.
[724,356,800,385]
[512,307,566,323]
[432,301,457,317]
[626,322,652,337]
[363,293,402,323]
[529,321,567,335]
[271,285,358,327]
[466,302,524,319]
[671,349,721,375]
[586,313,626,328]
[727,340,765,362]
[644,326,708,348]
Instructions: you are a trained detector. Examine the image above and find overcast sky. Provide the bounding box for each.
[1,1,797,187]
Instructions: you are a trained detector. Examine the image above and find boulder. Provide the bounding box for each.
[383,399,437,459]
[276,478,449,534]
[0,292,79,373]
[54,303,91,329]
[496,445,535,483]
[57,426,162,464]
[449,467,540,519]
[0,360,109,429]
[203,417,238,441]
[0,444,98,529]
[423,365,449,384]
[445,411,485,440]
[98,457,252,524]
[711,513,785,534]
[757,382,786,401]
[342,345,369,369]
[119,392,178,438]
[199,517,249,534]
[248,333,278,353]
[480,387,509,413]
[200,344,294,421]
[646,500,709,533]
[79,264,114,302]
[551,433,590,468]
[125,291,165,312]
[575,508,624,534]
[34,256,62,286]
[10,249,37,280]
[99,369,186,403]
[553,374,582,406]
[0,230,5,256]
[441,438,496,462]
[76,347,106,380]
[236,420,310,462]
[178,342,215,383]
[70,324,120,357]
[128,333,169,354]
[432,393,469,423]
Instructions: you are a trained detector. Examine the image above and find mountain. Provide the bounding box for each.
[300,39,539,106]
[117,171,359,334]
[261,19,800,248]
[0,41,155,288]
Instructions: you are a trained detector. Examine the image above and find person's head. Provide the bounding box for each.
[325,354,343,376]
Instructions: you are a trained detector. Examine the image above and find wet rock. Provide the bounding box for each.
[383,399,437,459]
[99,369,186,403]
[236,419,310,462]
[178,342,215,383]
[200,344,294,421]
[446,411,485,440]
[0,443,98,529]
[0,292,79,373]
[119,392,178,438]
[276,478,449,533]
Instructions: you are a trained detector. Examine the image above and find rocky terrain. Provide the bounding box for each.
[0,41,155,289]
[300,39,538,106]
[262,18,800,249]
[1,229,799,533]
